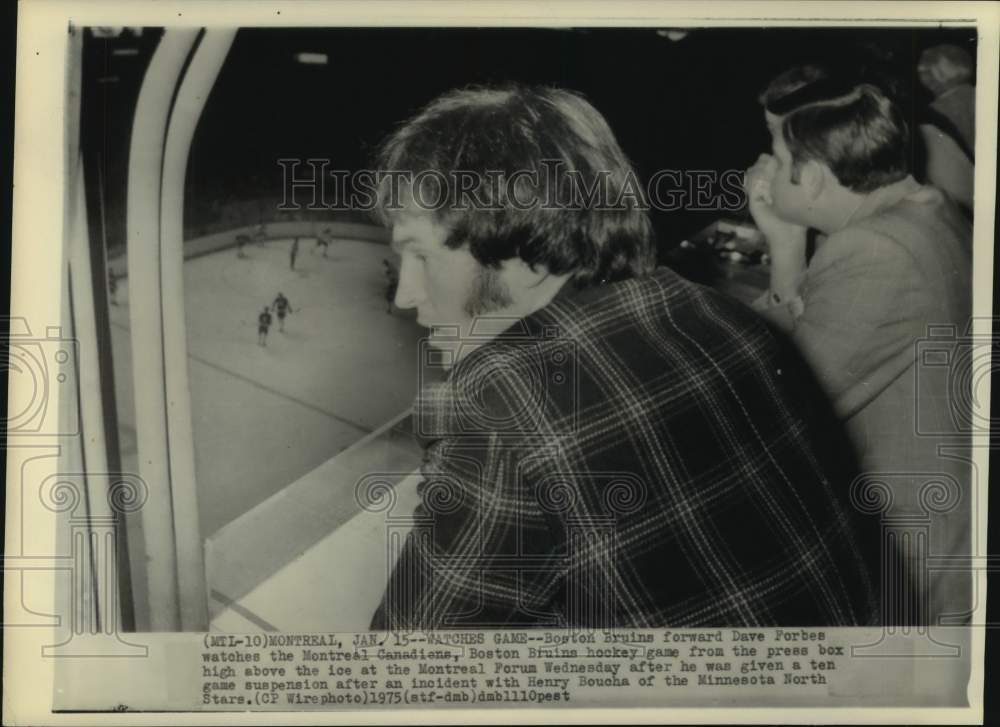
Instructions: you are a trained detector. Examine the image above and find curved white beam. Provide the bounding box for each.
[160,29,237,631]
[126,29,199,631]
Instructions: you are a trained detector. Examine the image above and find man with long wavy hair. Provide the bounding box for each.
[370,84,881,630]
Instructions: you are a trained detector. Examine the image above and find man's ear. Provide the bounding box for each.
[800,159,827,200]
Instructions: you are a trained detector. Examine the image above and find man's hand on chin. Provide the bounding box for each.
[744,154,809,304]
[744,153,808,245]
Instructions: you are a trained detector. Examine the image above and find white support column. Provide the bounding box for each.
[160,29,237,631]
[126,29,200,631]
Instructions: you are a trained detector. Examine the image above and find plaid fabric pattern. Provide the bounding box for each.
[371,267,882,629]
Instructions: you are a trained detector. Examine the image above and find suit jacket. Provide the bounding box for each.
[757,176,973,623]
[931,83,976,156]
[371,265,882,629]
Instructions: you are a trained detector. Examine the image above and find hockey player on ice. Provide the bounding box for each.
[315,226,332,257]
[271,292,294,332]
[257,306,273,346]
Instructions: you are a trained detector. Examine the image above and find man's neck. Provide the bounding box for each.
[500,273,572,323]
[451,272,571,365]
[810,185,867,235]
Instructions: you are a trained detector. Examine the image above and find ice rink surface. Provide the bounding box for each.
[110,236,429,536]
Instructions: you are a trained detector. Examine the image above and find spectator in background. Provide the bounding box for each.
[915,44,976,214]
[745,71,972,624]
[918,43,976,157]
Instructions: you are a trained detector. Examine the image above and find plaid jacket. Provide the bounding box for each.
[372,267,881,629]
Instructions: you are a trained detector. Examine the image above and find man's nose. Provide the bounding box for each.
[394,258,423,309]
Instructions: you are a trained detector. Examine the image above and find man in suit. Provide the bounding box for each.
[370,84,881,630]
[745,73,972,625]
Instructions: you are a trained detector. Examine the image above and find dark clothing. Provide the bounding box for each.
[372,266,881,630]
[273,296,291,318]
[930,83,975,156]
